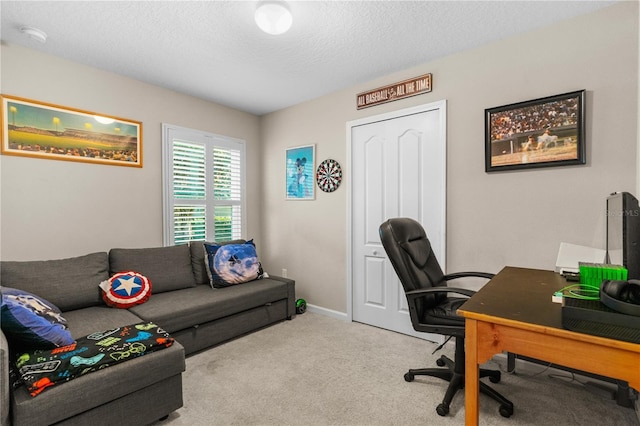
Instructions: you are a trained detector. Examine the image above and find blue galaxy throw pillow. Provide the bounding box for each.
[1,287,75,349]
[204,240,264,288]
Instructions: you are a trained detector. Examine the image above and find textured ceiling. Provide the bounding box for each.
[0,1,618,115]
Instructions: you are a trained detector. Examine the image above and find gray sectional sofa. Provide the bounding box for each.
[0,241,296,426]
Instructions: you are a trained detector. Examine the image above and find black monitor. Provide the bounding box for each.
[606,192,640,279]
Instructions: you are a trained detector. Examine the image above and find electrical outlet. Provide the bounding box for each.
[282,268,287,278]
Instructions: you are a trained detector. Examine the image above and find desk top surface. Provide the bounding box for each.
[458,266,566,329]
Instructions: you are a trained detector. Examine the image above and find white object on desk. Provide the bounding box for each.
[555,242,606,274]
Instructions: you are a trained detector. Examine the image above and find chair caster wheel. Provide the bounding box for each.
[499,404,513,418]
[436,357,445,367]
[404,372,414,382]
[489,372,501,383]
[436,403,449,417]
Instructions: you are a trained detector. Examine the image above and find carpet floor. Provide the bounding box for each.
[157,312,638,425]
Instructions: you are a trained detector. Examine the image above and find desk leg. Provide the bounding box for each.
[465,319,480,426]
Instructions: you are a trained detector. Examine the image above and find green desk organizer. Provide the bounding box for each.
[579,262,628,293]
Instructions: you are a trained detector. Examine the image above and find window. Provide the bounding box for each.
[162,124,245,246]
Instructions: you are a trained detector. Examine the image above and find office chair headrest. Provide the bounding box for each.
[384,218,432,269]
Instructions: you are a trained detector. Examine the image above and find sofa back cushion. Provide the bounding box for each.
[109,245,196,294]
[0,252,108,311]
[189,240,245,285]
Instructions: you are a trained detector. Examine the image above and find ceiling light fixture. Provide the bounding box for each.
[20,26,47,43]
[254,1,292,35]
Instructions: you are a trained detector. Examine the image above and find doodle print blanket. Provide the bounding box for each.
[14,322,174,396]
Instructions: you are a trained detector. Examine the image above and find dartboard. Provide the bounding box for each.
[316,159,342,193]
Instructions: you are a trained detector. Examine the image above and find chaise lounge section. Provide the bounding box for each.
[0,240,295,425]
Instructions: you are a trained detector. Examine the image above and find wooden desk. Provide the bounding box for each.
[458,266,640,425]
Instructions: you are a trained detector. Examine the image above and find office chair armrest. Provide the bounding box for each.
[444,271,495,281]
[405,287,476,300]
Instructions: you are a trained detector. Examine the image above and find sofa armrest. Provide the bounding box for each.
[0,330,10,426]
[267,275,296,319]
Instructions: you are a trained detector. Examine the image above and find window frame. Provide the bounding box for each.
[162,123,246,246]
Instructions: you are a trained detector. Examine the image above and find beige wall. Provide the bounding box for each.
[259,2,639,314]
[0,43,261,260]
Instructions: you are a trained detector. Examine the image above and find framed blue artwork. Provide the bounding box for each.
[286,144,315,200]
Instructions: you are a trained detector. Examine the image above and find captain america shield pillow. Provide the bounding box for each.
[99,271,152,308]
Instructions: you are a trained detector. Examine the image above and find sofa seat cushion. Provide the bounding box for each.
[128,278,290,333]
[0,252,108,311]
[63,306,144,339]
[10,306,185,426]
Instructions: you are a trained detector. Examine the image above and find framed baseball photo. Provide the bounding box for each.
[485,90,585,172]
[1,95,142,167]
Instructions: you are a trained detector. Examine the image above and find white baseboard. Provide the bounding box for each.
[305,303,348,320]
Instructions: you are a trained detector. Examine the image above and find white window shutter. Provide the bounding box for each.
[162,124,245,246]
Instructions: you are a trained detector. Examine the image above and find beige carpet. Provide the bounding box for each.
[156,312,638,425]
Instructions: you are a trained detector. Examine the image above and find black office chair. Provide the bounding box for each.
[379,217,513,418]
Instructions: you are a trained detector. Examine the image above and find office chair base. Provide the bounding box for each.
[404,355,514,418]
[436,402,449,416]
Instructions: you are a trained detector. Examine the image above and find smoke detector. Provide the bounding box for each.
[20,26,47,43]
